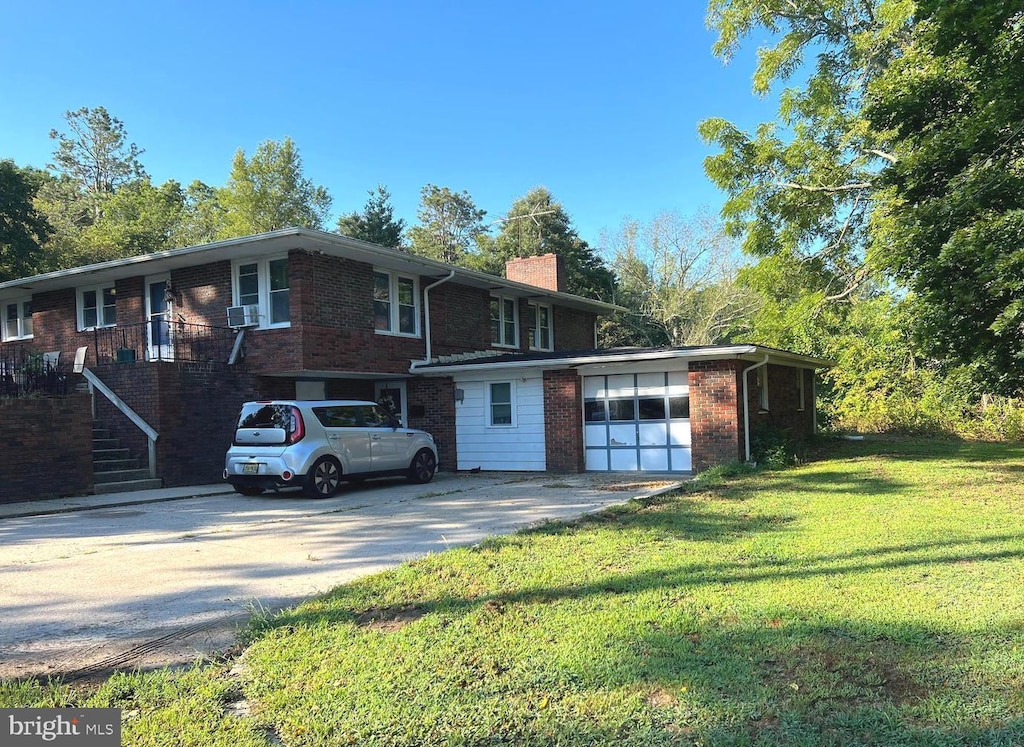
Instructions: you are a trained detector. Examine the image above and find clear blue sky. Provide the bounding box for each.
[0,0,776,252]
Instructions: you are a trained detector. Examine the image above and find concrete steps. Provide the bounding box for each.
[93,421,162,495]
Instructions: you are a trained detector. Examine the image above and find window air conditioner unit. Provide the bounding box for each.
[226,304,260,328]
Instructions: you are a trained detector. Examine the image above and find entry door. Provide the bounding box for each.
[374,380,408,426]
[145,275,173,361]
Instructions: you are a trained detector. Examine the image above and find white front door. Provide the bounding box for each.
[583,372,692,472]
[145,275,173,361]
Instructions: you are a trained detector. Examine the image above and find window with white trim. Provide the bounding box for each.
[527,302,552,351]
[490,296,518,347]
[2,298,33,341]
[757,366,769,411]
[77,285,116,331]
[373,270,419,336]
[233,256,290,327]
[488,381,515,427]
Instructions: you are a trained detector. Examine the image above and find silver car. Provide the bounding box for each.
[224,400,438,497]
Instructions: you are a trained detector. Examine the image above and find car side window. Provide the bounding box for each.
[313,406,361,428]
[361,404,391,428]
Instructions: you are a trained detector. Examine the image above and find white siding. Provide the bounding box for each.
[455,373,546,471]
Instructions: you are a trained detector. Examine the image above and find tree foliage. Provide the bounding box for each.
[217,137,332,238]
[407,184,487,264]
[492,187,615,300]
[604,210,758,346]
[336,184,406,247]
[0,160,52,281]
[48,106,147,223]
[867,1,1024,394]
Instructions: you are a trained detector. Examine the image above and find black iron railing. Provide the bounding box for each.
[92,320,239,366]
[0,343,71,398]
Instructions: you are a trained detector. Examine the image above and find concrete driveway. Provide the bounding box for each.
[0,473,680,680]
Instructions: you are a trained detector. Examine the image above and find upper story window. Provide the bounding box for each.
[78,284,116,331]
[233,256,290,328]
[2,298,33,341]
[527,302,552,351]
[490,296,518,348]
[373,270,419,336]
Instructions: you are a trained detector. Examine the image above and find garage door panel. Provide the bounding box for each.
[608,424,637,446]
[585,424,608,447]
[610,450,638,470]
[639,423,668,446]
[671,448,692,471]
[669,422,691,446]
[585,450,609,471]
[640,449,670,471]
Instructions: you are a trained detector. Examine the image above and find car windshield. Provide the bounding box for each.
[237,404,293,432]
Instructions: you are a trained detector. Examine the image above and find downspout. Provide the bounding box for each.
[410,270,457,370]
[741,354,770,463]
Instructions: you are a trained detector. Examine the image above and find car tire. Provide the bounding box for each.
[304,457,342,498]
[407,449,437,484]
[234,486,264,497]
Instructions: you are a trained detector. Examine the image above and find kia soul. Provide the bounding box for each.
[224,400,438,497]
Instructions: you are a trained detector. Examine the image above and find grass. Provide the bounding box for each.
[4,437,1024,745]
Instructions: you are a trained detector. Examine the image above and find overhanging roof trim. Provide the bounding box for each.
[0,227,622,314]
[412,345,834,374]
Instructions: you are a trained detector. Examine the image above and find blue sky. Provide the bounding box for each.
[0,0,776,252]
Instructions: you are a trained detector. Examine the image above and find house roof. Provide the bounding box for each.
[0,227,623,315]
[411,344,834,373]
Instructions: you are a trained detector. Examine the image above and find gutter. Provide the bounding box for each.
[741,354,770,463]
[410,270,457,370]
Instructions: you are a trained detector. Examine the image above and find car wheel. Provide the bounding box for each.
[304,457,342,498]
[234,486,264,497]
[407,449,437,484]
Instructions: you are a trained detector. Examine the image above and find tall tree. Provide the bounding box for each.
[867,1,1024,394]
[48,106,147,222]
[0,160,52,281]
[336,184,406,247]
[604,210,759,346]
[217,137,332,238]
[492,187,615,300]
[407,184,487,264]
[77,179,186,262]
[700,0,912,301]
[173,180,224,247]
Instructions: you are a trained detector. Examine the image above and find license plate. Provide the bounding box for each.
[242,463,260,475]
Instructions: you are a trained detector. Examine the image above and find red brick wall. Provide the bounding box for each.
[543,369,584,472]
[749,364,816,440]
[172,260,233,326]
[0,393,93,503]
[553,306,596,350]
[433,283,491,356]
[506,254,567,292]
[689,359,744,471]
[407,377,456,471]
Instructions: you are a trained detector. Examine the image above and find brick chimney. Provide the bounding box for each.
[505,253,567,293]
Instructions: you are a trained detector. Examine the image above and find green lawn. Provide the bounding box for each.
[4,438,1024,746]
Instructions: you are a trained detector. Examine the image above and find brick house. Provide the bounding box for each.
[0,227,829,493]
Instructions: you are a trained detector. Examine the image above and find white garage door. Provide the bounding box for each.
[583,372,691,472]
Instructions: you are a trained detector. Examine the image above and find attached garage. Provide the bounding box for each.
[582,371,691,473]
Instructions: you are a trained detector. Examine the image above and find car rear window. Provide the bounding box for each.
[237,404,295,432]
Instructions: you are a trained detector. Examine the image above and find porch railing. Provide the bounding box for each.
[0,343,71,398]
[92,320,240,366]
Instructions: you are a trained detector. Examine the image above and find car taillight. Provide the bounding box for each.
[287,406,305,444]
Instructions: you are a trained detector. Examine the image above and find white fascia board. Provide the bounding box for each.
[413,345,833,376]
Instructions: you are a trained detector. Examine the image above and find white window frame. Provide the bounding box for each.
[2,298,33,341]
[373,269,420,337]
[490,295,519,348]
[797,369,806,411]
[487,380,517,428]
[232,256,291,329]
[757,365,769,412]
[527,302,553,351]
[77,284,117,331]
